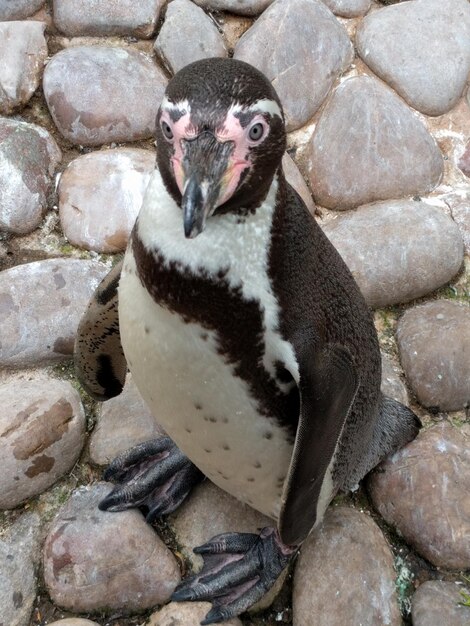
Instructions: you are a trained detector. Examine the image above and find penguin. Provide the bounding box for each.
[75,58,420,625]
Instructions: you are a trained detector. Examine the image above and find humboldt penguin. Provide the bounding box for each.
[75,58,419,625]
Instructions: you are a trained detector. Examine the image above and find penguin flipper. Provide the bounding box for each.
[74,259,127,400]
[279,343,358,546]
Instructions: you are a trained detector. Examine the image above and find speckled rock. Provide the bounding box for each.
[412,581,470,626]
[0,377,85,509]
[148,602,243,626]
[282,152,315,215]
[451,199,470,254]
[381,353,408,406]
[0,512,42,626]
[368,422,470,570]
[234,0,353,131]
[293,506,400,626]
[321,0,370,17]
[356,0,470,116]
[48,621,101,626]
[309,76,443,209]
[43,482,181,613]
[192,0,274,16]
[43,46,167,146]
[58,148,155,252]
[0,0,44,20]
[0,258,108,367]
[0,21,47,114]
[89,374,165,466]
[53,0,165,37]
[0,118,61,234]
[322,200,463,307]
[396,301,470,411]
[155,0,227,75]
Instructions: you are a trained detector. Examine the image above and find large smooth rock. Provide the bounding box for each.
[234,0,353,132]
[368,422,470,570]
[412,581,470,626]
[0,21,47,114]
[0,0,44,20]
[43,483,181,613]
[43,46,167,146]
[293,506,400,626]
[308,76,444,209]
[322,200,463,307]
[396,301,470,411]
[0,258,108,367]
[59,148,155,252]
[322,0,370,17]
[148,602,243,626]
[0,377,85,509]
[356,0,470,116]
[0,118,61,234]
[192,0,274,15]
[53,0,165,37]
[155,0,227,75]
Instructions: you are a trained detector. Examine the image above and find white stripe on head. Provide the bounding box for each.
[161,97,192,115]
[227,99,282,119]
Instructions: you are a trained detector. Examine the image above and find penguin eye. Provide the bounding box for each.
[248,122,265,142]
[161,121,174,141]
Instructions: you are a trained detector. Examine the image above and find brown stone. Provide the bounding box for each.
[148,602,243,626]
[412,581,470,626]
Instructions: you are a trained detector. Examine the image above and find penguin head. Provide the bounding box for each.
[156,58,286,239]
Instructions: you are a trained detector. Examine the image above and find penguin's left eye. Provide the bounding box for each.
[248,123,265,142]
[161,121,174,141]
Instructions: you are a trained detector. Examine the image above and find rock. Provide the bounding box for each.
[155,0,227,75]
[308,76,444,210]
[321,200,463,307]
[48,621,101,626]
[396,301,470,411]
[0,258,108,367]
[282,152,315,215]
[234,0,353,131]
[58,148,155,252]
[356,0,470,116]
[459,140,470,178]
[293,506,400,626]
[192,0,274,16]
[0,512,42,626]
[451,200,470,255]
[0,118,61,234]
[0,21,47,114]
[381,353,408,406]
[89,374,165,466]
[43,46,167,146]
[321,0,371,18]
[52,0,165,38]
[368,422,470,570]
[0,0,44,20]
[412,581,470,626]
[148,602,243,626]
[43,483,181,613]
[0,376,85,509]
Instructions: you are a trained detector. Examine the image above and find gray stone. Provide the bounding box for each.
[148,602,243,626]
[412,581,470,626]
[397,300,470,411]
[0,0,44,20]
[58,148,155,253]
[0,118,61,234]
[381,353,408,406]
[89,374,165,466]
[293,506,400,626]
[308,76,444,209]
[0,376,85,509]
[282,152,315,215]
[321,0,371,18]
[53,0,165,38]
[192,0,274,16]
[356,0,470,116]
[459,140,470,178]
[451,199,470,255]
[0,21,47,114]
[322,200,463,307]
[47,621,101,626]
[0,258,108,367]
[43,482,181,613]
[234,0,353,132]
[155,0,227,75]
[43,46,167,146]
[368,422,470,570]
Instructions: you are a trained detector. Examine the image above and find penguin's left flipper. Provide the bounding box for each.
[172,527,296,625]
[74,259,127,401]
[279,342,358,546]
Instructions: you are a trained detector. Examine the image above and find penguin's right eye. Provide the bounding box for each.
[161,121,174,141]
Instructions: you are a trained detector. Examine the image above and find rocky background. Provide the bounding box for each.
[0,0,469,625]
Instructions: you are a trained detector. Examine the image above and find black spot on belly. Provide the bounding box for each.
[200,332,208,341]
[209,416,217,423]
[185,427,192,433]
[264,431,273,440]
[222,443,230,450]
[204,448,212,453]
[254,461,262,469]
[144,326,150,334]
[222,417,229,424]
[247,477,255,482]
[195,403,202,411]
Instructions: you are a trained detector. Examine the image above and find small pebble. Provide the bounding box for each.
[322,0,371,18]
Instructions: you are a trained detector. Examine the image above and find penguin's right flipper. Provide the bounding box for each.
[279,343,359,546]
[74,259,127,401]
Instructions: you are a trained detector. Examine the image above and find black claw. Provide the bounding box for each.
[201,607,231,625]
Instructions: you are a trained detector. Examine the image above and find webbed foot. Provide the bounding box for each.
[172,527,297,625]
[99,436,204,522]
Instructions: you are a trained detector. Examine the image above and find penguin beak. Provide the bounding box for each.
[180,133,235,239]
